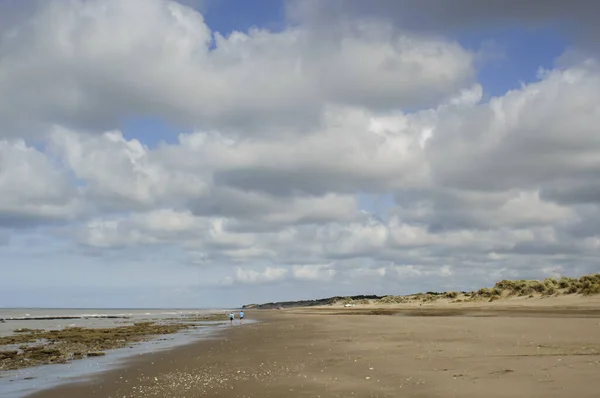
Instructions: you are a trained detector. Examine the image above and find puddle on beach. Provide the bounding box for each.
[0,320,256,398]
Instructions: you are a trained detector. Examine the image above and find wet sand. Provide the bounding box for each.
[26,302,600,398]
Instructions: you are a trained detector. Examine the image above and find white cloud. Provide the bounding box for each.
[0,0,474,137]
[234,266,288,284]
[134,208,198,233]
[50,127,210,210]
[292,263,337,281]
[0,139,83,226]
[167,107,430,197]
[426,63,600,195]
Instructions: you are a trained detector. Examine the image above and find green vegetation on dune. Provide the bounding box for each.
[341,274,600,305]
[410,273,600,303]
[483,274,600,298]
[244,273,600,309]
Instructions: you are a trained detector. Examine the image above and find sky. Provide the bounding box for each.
[1,0,600,308]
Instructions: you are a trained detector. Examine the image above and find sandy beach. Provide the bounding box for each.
[24,296,600,398]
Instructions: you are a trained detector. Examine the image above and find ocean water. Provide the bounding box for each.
[0,307,247,398]
[0,308,229,336]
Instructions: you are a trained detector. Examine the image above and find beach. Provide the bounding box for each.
[23,296,600,398]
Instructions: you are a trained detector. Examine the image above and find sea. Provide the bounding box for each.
[0,307,244,398]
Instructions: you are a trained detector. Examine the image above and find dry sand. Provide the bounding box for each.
[27,297,600,397]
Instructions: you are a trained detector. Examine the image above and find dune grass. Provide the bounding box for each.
[489,274,600,298]
[355,273,600,306]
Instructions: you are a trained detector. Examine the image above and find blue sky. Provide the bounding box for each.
[1,0,599,308]
[202,0,287,34]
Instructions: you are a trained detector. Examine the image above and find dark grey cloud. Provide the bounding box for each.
[0,0,43,31]
[287,0,600,61]
[286,0,599,36]
[0,213,66,229]
[213,167,392,198]
[540,179,600,205]
[559,205,600,239]
[186,187,360,229]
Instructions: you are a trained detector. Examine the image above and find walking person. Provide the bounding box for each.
[229,311,234,325]
[239,310,244,324]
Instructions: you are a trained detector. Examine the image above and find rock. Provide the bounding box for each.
[0,351,18,360]
[87,352,106,357]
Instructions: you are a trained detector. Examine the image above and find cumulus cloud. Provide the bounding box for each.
[426,62,600,193]
[0,139,83,227]
[188,188,360,228]
[292,263,337,281]
[49,128,210,211]
[1,0,599,304]
[205,107,430,196]
[0,0,474,138]
[394,189,575,231]
[233,266,288,284]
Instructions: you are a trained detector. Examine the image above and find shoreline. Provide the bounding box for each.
[0,310,240,398]
[23,313,263,398]
[0,308,235,338]
[0,316,230,371]
[22,298,600,398]
[1,324,225,398]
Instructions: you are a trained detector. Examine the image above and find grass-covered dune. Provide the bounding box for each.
[246,273,600,308]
